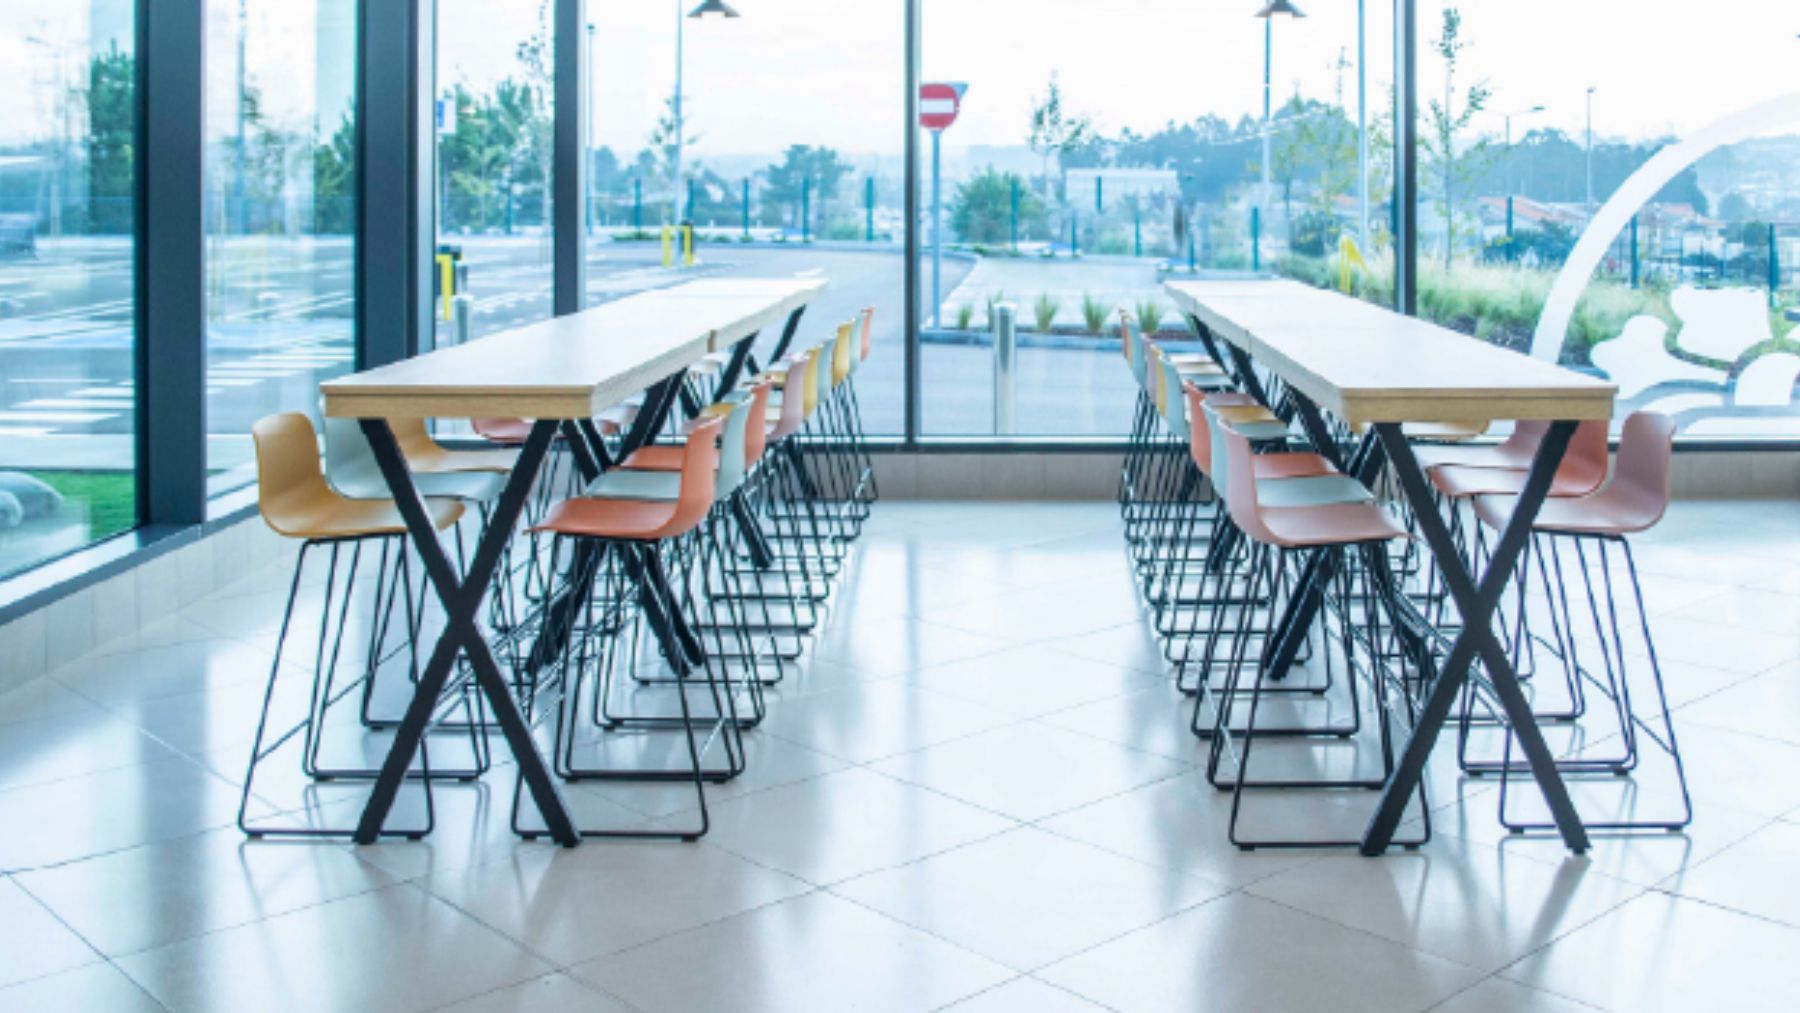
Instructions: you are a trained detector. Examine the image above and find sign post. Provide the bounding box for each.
[920,82,965,327]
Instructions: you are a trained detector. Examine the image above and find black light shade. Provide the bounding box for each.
[688,0,740,18]
[1254,0,1306,17]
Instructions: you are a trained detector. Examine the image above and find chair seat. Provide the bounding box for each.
[1256,474,1374,508]
[622,445,685,471]
[264,494,464,541]
[1431,463,1600,500]
[1233,419,1294,443]
[1471,491,1660,537]
[1167,353,1221,370]
[1414,440,1536,472]
[1202,392,1259,408]
[584,469,684,501]
[1253,453,1335,480]
[533,497,684,541]
[414,470,508,504]
[410,446,518,475]
[1260,501,1407,548]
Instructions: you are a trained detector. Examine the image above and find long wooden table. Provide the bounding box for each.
[320,276,826,846]
[1166,278,1617,855]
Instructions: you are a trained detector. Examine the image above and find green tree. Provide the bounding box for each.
[311,111,355,234]
[1422,7,1494,266]
[950,167,1043,245]
[85,42,134,234]
[1026,72,1092,203]
[760,145,850,233]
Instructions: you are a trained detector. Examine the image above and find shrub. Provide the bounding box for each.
[1134,299,1165,335]
[1032,293,1060,332]
[954,302,974,330]
[1081,293,1112,335]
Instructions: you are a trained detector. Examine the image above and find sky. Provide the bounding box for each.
[4,1,1798,157]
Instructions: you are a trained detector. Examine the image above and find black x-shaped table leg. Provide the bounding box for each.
[1361,419,1590,855]
[354,418,579,846]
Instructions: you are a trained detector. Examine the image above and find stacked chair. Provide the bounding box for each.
[1118,306,1690,848]
[242,304,883,842]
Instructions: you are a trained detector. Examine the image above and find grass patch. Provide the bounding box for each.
[23,470,135,539]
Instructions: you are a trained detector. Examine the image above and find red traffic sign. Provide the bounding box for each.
[920,82,966,131]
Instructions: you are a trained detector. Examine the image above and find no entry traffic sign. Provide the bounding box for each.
[920,82,965,131]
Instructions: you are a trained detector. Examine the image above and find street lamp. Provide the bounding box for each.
[1585,86,1598,211]
[1504,104,1546,197]
[672,0,741,223]
[1255,1,1304,263]
[586,23,596,234]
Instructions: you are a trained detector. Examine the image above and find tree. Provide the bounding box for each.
[760,145,849,233]
[950,167,1044,245]
[645,90,698,216]
[1421,7,1494,266]
[1026,72,1093,203]
[85,42,134,234]
[312,111,355,234]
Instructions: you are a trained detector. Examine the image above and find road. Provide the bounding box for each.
[0,236,1139,478]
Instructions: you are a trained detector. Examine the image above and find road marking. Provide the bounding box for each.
[16,398,137,410]
[0,411,117,424]
[0,427,53,438]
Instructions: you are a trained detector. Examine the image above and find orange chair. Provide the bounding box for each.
[527,416,745,839]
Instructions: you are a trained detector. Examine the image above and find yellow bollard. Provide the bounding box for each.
[435,253,455,319]
[661,225,673,268]
[682,225,695,267]
[1337,234,1367,294]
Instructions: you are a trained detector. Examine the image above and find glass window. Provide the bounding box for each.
[435,0,557,350]
[204,0,358,495]
[919,1,1390,437]
[0,3,137,578]
[1414,1,1800,439]
[586,0,905,435]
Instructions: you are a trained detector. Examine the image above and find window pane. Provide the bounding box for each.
[586,0,905,435]
[204,0,358,495]
[436,0,556,349]
[0,4,137,578]
[1415,1,1800,439]
[919,1,1390,436]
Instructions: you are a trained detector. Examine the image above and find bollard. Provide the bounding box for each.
[682,224,695,267]
[661,225,673,267]
[451,292,473,346]
[992,301,1017,435]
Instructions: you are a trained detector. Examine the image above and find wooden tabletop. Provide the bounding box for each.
[1165,279,1615,425]
[322,277,826,420]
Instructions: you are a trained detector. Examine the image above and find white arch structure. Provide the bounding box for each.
[1530,90,1800,362]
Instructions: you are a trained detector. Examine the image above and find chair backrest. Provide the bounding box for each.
[319,407,389,500]
[1213,412,1283,547]
[742,378,772,463]
[664,416,724,536]
[471,418,523,443]
[859,306,875,362]
[830,320,855,387]
[253,413,336,537]
[1599,410,1676,531]
[805,339,830,416]
[1156,352,1187,436]
[768,348,812,441]
[715,378,774,497]
[1183,381,1216,474]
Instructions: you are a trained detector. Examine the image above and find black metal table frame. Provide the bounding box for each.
[347,306,803,847]
[1189,316,1592,855]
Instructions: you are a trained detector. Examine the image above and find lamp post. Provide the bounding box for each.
[1503,104,1546,197]
[1255,1,1305,261]
[674,0,740,222]
[586,22,596,233]
[1584,85,1597,212]
[1357,0,1367,248]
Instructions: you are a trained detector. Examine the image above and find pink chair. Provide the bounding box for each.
[1466,411,1690,833]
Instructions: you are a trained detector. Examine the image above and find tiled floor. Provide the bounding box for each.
[1,499,1799,1012]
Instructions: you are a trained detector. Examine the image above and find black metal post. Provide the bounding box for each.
[1393,0,1418,316]
[901,0,921,446]
[136,0,207,526]
[357,0,433,367]
[553,0,587,315]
